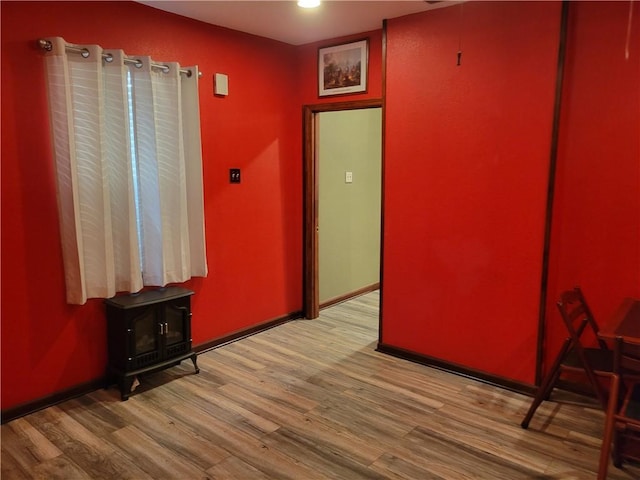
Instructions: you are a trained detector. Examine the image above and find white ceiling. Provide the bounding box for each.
[138,1,455,46]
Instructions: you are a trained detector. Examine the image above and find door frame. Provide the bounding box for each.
[302,99,383,319]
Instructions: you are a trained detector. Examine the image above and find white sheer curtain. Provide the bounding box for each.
[44,37,207,305]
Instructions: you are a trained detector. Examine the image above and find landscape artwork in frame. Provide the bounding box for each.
[318,39,368,97]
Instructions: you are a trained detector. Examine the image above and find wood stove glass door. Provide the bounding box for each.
[133,307,158,355]
[164,303,187,347]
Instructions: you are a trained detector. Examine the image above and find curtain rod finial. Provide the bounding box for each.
[38,39,53,52]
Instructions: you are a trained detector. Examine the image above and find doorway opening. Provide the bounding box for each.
[302,99,383,319]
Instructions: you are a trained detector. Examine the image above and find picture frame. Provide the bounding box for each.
[318,39,368,97]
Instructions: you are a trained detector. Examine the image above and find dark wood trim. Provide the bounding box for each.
[376,343,537,396]
[194,311,303,353]
[302,98,383,320]
[1,378,106,424]
[535,0,570,386]
[303,105,317,319]
[304,99,382,115]
[2,311,303,424]
[378,19,388,345]
[320,283,380,310]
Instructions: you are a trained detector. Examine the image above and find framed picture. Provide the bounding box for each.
[318,39,368,97]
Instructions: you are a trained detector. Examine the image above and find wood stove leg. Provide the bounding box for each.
[190,353,200,374]
[104,368,114,390]
[120,375,135,401]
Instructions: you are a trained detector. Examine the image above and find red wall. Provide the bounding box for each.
[381,2,561,384]
[1,1,302,410]
[381,0,639,386]
[544,2,640,365]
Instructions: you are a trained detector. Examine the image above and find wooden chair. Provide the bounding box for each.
[597,336,640,479]
[521,287,614,429]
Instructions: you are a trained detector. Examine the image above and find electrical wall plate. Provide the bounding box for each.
[215,73,229,96]
[229,168,241,183]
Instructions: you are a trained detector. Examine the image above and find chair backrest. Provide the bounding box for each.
[556,286,609,351]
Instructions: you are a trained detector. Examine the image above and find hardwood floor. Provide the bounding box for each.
[2,291,639,479]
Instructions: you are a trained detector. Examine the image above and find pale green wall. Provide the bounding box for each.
[318,108,382,304]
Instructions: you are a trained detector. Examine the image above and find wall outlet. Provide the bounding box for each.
[345,171,353,183]
[230,168,241,183]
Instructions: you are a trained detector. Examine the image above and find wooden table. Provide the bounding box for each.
[598,298,640,343]
[596,297,640,478]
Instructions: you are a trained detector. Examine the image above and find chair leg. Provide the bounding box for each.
[597,374,620,480]
[612,430,622,468]
[521,340,570,429]
[521,368,560,428]
[583,361,610,410]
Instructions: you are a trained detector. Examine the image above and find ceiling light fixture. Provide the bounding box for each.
[298,0,321,8]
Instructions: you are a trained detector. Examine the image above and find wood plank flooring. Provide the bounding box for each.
[2,291,639,479]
